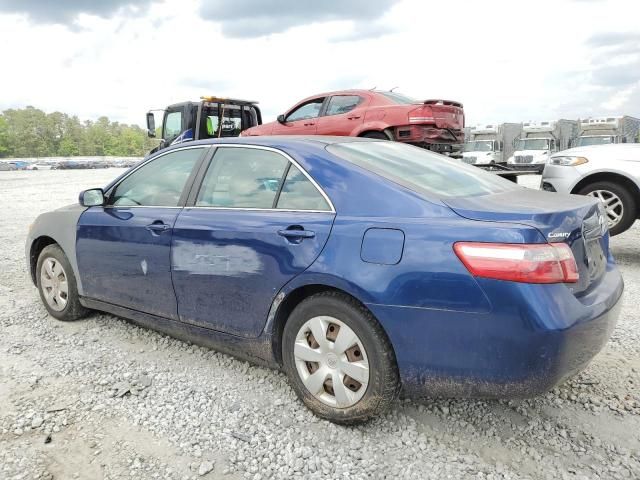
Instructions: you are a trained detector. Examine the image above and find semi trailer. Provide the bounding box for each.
[507,120,579,173]
[572,116,640,147]
[462,123,522,165]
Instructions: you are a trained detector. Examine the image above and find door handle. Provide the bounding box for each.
[303,122,315,126]
[278,228,316,239]
[146,221,170,234]
[347,115,361,120]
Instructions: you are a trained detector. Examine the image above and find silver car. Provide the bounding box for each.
[542,144,640,236]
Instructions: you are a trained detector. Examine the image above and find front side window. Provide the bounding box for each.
[109,148,203,207]
[196,147,288,208]
[286,98,325,122]
[164,111,183,140]
[325,95,362,116]
[327,141,515,199]
[277,165,331,211]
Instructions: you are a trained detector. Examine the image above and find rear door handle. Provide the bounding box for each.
[347,115,361,120]
[303,122,315,126]
[146,221,170,234]
[277,229,316,239]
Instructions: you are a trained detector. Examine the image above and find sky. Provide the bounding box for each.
[0,0,638,127]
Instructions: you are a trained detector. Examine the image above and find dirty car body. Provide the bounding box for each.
[27,136,623,398]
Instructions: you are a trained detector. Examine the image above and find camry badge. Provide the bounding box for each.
[548,232,570,239]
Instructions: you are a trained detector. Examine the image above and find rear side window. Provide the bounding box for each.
[109,148,203,207]
[325,95,362,116]
[196,147,288,208]
[277,165,331,211]
[327,141,515,198]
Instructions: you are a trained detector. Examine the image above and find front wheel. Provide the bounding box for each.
[578,181,637,236]
[282,292,399,424]
[36,244,89,321]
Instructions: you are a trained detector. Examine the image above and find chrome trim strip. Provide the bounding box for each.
[186,206,334,214]
[103,205,183,209]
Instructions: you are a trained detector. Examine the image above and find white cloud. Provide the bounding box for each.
[0,0,638,127]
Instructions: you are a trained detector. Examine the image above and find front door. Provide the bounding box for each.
[171,146,335,337]
[271,97,325,135]
[76,146,207,318]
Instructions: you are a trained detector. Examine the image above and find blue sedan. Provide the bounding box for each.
[26,137,623,424]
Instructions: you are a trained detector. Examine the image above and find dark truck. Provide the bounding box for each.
[146,96,262,154]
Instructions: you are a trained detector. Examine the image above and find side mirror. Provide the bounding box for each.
[79,188,105,207]
[146,112,156,138]
[277,114,286,124]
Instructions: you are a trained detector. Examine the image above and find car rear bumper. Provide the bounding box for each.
[367,264,623,398]
[393,125,464,146]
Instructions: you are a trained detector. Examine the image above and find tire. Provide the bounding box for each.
[361,131,389,140]
[36,244,89,321]
[282,291,400,424]
[577,181,637,236]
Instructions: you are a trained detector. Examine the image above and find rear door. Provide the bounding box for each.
[271,98,325,135]
[171,145,335,337]
[316,94,366,136]
[76,146,208,318]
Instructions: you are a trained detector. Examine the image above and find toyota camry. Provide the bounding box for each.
[26,137,623,424]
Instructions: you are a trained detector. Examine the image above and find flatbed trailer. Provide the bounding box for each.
[476,163,540,182]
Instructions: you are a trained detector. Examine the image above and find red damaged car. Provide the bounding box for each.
[241,89,465,155]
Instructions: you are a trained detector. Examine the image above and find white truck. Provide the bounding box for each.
[462,123,522,165]
[572,116,640,147]
[507,120,579,173]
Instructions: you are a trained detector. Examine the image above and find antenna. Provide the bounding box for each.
[390,86,399,92]
[368,86,377,91]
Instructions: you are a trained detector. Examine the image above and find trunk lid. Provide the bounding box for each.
[443,188,608,294]
[409,100,465,130]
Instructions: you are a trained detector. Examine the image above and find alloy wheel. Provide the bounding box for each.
[587,189,624,229]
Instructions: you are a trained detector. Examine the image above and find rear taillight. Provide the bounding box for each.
[453,242,578,284]
[408,106,434,124]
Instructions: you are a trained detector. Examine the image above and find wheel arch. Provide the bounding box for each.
[29,235,58,285]
[268,282,397,367]
[571,171,640,197]
[357,128,394,140]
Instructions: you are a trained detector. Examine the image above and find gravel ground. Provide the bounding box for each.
[0,169,638,480]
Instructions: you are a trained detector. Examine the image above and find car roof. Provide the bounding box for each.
[161,135,374,151]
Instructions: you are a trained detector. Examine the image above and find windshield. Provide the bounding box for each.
[327,141,515,199]
[377,91,418,104]
[575,136,613,147]
[464,141,493,152]
[516,139,549,151]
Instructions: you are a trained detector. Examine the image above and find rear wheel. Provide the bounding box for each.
[36,244,89,321]
[578,181,636,236]
[282,292,399,424]
[361,131,389,140]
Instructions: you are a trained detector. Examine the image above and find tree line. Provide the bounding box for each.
[0,106,157,158]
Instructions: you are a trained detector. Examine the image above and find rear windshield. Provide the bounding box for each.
[327,141,516,198]
[377,91,418,104]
